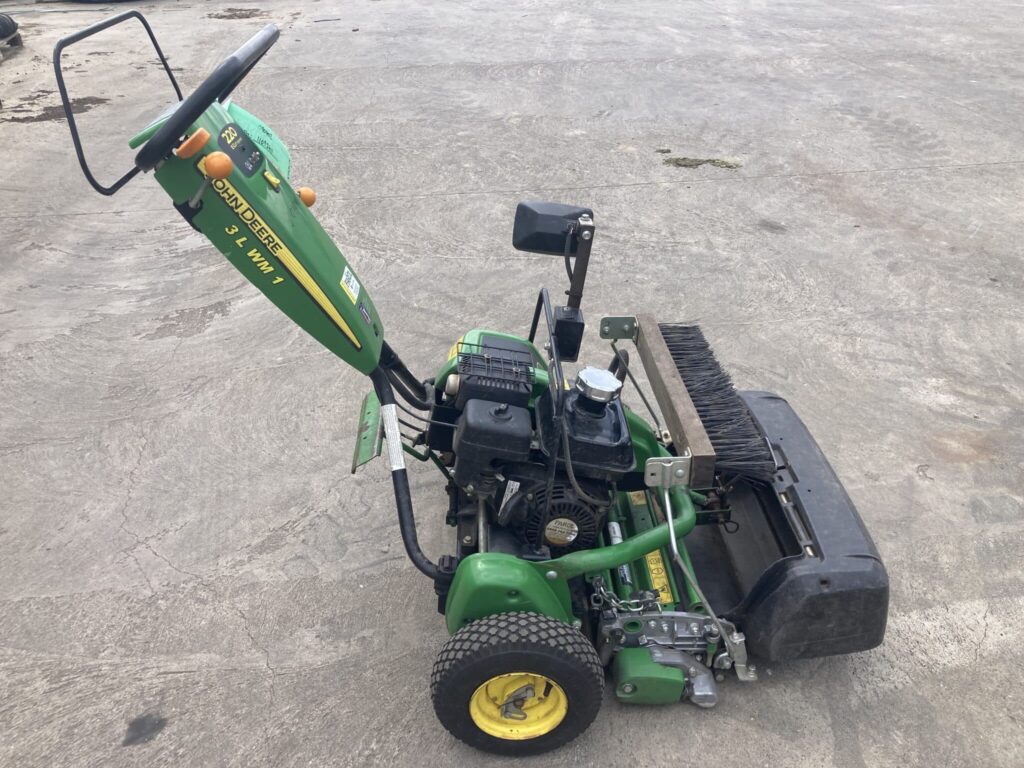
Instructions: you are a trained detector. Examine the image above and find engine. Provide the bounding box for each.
[428,333,634,561]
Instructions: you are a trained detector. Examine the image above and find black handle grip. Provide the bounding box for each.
[134,24,279,171]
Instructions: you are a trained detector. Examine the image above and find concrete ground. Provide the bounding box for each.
[1,0,1022,765]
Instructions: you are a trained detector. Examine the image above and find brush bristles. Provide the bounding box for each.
[658,324,776,482]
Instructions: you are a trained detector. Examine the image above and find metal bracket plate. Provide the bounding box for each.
[643,451,693,488]
[717,619,758,682]
[599,316,639,341]
[350,390,382,473]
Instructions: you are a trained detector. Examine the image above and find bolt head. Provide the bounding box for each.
[621,683,636,694]
[462,535,473,544]
[581,231,592,241]
[545,570,558,581]
[674,468,686,478]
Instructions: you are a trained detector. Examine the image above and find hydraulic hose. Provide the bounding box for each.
[370,367,439,581]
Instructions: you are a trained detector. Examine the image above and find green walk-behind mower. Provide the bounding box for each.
[56,15,888,756]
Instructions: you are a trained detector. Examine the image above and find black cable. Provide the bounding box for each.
[395,400,454,429]
[610,341,663,433]
[560,416,612,509]
[398,417,427,434]
[563,222,576,282]
[396,400,429,421]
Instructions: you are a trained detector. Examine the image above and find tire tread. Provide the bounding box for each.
[430,612,604,755]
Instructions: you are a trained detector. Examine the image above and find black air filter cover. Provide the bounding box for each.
[454,336,535,410]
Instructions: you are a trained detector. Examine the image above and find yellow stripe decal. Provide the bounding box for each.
[273,244,362,349]
[201,158,361,350]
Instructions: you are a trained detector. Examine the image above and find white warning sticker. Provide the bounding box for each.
[340,265,361,303]
[499,480,521,513]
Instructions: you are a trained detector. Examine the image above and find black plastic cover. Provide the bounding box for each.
[452,400,532,489]
[729,391,889,661]
[512,201,594,256]
[553,305,585,362]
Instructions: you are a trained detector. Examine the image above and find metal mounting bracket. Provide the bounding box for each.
[599,316,639,341]
[643,451,693,488]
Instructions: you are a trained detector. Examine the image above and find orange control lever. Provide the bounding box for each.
[203,151,234,180]
[188,152,235,209]
[297,186,316,207]
[174,128,211,160]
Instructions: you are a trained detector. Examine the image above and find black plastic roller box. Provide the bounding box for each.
[685,391,889,662]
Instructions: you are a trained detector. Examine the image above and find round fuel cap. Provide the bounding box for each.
[575,366,623,403]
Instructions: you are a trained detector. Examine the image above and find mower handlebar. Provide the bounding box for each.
[134,24,280,171]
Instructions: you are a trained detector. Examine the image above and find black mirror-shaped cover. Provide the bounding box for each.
[512,201,594,256]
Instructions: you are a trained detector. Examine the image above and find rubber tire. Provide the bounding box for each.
[431,612,604,756]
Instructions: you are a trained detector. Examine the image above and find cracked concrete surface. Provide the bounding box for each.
[1,0,1022,766]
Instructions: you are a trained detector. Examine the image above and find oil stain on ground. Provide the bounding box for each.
[662,156,741,170]
[207,8,267,19]
[122,713,167,746]
[1,95,107,124]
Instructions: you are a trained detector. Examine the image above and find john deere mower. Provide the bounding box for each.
[56,15,888,756]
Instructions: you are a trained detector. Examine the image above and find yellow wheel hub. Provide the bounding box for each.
[468,672,568,741]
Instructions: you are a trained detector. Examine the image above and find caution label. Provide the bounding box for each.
[341,265,361,303]
[644,549,675,605]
